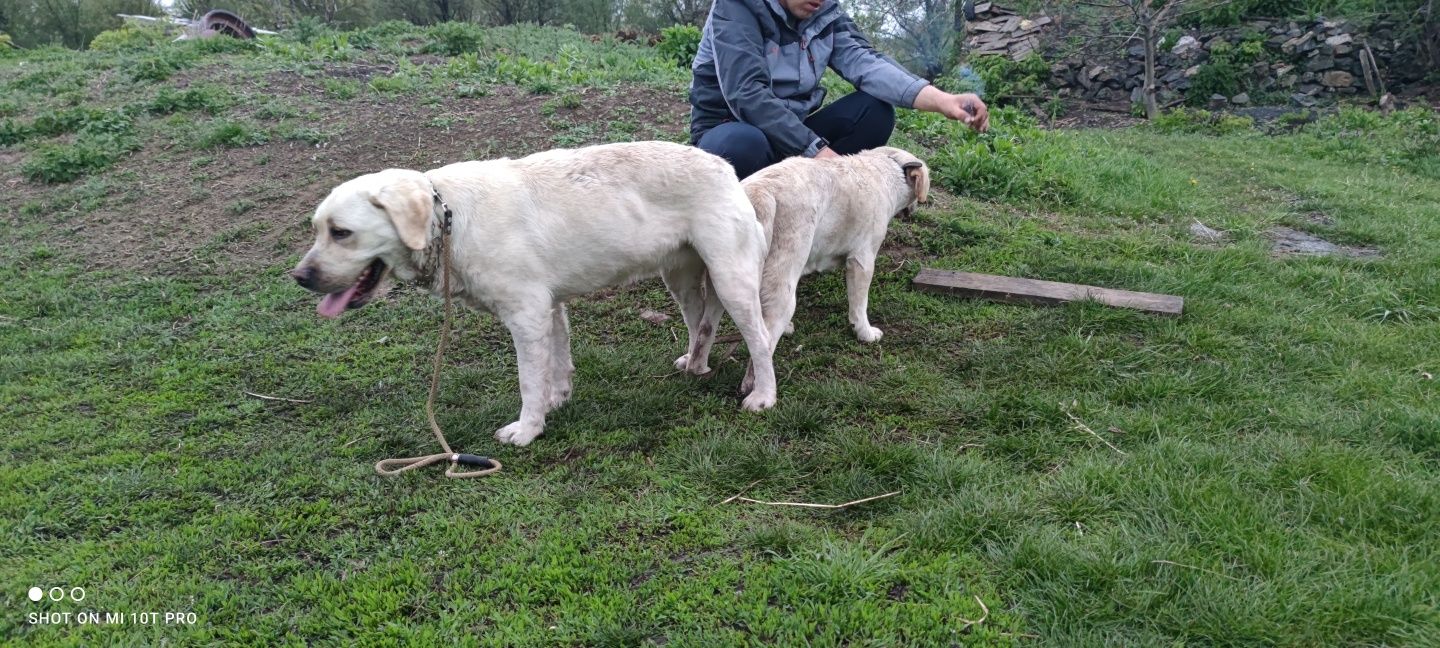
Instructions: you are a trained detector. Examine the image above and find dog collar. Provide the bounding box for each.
[414,185,454,287]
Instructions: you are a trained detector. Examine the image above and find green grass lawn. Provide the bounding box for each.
[2,23,1438,646]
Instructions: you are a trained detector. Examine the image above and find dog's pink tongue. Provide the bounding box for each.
[317,284,360,318]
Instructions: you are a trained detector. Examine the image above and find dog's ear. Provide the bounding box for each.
[368,176,432,251]
[880,147,930,204]
[903,161,930,204]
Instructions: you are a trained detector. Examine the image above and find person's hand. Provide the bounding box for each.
[814,146,841,159]
[914,86,990,133]
[942,92,989,133]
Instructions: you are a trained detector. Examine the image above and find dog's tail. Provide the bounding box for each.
[745,184,778,250]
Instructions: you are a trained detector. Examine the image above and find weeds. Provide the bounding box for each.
[194,120,268,149]
[22,133,139,183]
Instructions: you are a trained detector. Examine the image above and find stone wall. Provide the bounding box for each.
[967,4,1416,107]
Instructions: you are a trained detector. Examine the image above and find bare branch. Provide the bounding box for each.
[732,490,902,510]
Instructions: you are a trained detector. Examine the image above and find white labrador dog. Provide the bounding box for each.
[290,141,777,447]
[724,147,929,391]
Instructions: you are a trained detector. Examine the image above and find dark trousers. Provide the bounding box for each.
[696,91,896,179]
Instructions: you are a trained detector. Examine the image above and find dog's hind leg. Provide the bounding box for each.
[741,254,806,394]
[548,303,574,411]
[662,255,720,375]
[710,269,776,411]
[495,304,555,447]
[845,252,882,343]
[701,249,777,410]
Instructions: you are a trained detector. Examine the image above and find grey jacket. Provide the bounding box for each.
[689,0,930,158]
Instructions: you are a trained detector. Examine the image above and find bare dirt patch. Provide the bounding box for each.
[1266,226,1380,259]
[1,82,689,275]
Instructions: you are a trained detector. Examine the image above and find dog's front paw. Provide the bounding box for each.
[496,421,542,447]
[856,326,883,343]
[739,364,755,395]
[674,353,710,375]
[741,390,776,412]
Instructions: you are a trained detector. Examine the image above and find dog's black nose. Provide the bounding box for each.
[290,266,315,289]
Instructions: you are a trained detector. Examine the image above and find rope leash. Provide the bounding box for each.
[374,191,502,479]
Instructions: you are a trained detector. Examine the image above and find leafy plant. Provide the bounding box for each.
[322,78,361,100]
[425,21,486,56]
[1187,37,1265,104]
[1151,107,1256,135]
[369,72,419,94]
[195,120,268,149]
[131,48,199,82]
[908,106,1077,203]
[149,85,234,115]
[89,24,168,52]
[956,54,1052,105]
[22,133,139,183]
[657,24,702,66]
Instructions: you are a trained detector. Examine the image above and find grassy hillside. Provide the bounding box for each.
[3,22,1438,646]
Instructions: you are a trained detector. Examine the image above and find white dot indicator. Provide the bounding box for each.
[28,587,43,602]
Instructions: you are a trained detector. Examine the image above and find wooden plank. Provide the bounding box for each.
[912,268,1184,316]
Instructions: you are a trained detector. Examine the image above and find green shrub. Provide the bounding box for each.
[131,48,199,82]
[22,133,139,183]
[278,124,334,144]
[182,34,259,55]
[0,33,15,55]
[525,77,560,94]
[75,110,135,137]
[1187,0,1409,26]
[89,25,168,52]
[426,21,486,56]
[657,24,701,66]
[149,85,234,114]
[369,73,419,94]
[1187,38,1265,105]
[953,54,1051,105]
[455,84,490,98]
[443,52,482,78]
[322,78,361,100]
[30,108,104,137]
[5,107,134,146]
[283,17,333,45]
[1151,107,1256,135]
[362,20,420,39]
[1298,106,1440,178]
[195,120,268,149]
[1,119,29,146]
[909,106,1077,204]
[540,92,584,116]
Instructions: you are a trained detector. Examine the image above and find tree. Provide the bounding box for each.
[477,0,562,26]
[561,0,619,32]
[848,0,957,79]
[1,0,161,48]
[1076,0,1230,119]
[373,0,477,25]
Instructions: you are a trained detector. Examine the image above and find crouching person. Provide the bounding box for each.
[689,0,993,179]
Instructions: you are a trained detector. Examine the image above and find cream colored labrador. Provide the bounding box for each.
[729,147,929,391]
[290,141,777,447]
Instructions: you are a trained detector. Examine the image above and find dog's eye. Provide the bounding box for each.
[330,227,352,240]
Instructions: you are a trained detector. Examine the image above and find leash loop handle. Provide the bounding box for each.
[375,454,501,478]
